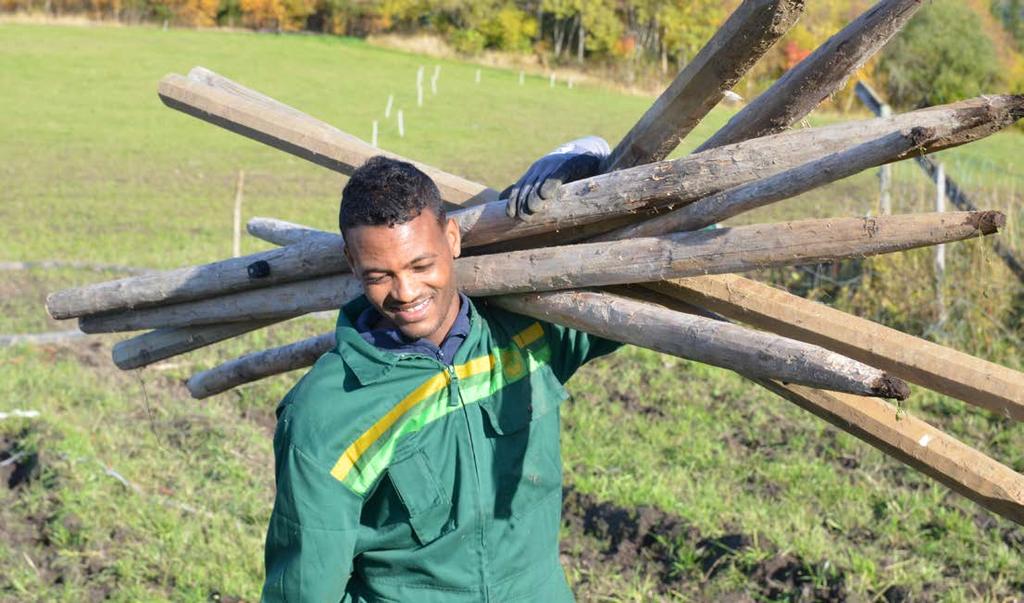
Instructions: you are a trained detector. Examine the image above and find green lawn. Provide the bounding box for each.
[2,22,1023,601]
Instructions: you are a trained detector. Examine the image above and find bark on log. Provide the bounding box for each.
[186,291,909,400]
[247,217,331,247]
[112,321,279,370]
[162,68,497,208]
[494,291,908,398]
[81,276,360,333]
[79,212,1003,333]
[594,127,930,241]
[696,0,926,152]
[756,380,1024,525]
[604,0,803,170]
[47,95,1023,321]
[47,231,350,320]
[187,332,335,398]
[646,275,1024,421]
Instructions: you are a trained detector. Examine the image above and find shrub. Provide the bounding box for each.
[877,0,1001,108]
[450,28,486,54]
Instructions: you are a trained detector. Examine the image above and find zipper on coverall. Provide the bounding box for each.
[403,353,492,598]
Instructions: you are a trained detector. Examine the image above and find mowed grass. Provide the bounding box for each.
[1,22,1023,601]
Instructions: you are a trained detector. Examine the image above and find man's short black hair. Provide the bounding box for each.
[339,156,445,234]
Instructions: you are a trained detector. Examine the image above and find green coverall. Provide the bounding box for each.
[262,295,620,602]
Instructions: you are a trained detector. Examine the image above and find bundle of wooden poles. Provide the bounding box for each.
[46,0,1024,524]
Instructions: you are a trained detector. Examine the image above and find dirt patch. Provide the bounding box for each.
[560,486,848,601]
[1,433,41,489]
[612,390,667,418]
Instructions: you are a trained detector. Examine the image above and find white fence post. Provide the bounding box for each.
[397,109,405,138]
[935,162,946,323]
[232,169,245,258]
[416,66,424,107]
[879,104,892,215]
[371,120,378,148]
[384,94,393,118]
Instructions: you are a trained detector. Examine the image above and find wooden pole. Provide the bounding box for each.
[187,333,335,398]
[754,380,1024,525]
[856,81,1024,284]
[593,126,931,242]
[113,321,278,370]
[185,292,909,400]
[79,212,1003,333]
[603,0,803,171]
[696,0,926,152]
[645,274,1024,421]
[246,217,330,247]
[602,287,1024,524]
[158,68,496,208]
[232,169,244,258]
[49,94,1022,322]
[493,291,908,398]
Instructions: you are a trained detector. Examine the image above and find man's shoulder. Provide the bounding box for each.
[274,348,377,464]
[474,299,550,345]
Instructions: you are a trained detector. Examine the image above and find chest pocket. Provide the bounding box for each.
[479,359,569,521]
[387,449,455,546]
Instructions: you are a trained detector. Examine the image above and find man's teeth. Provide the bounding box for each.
[402,299,429,312]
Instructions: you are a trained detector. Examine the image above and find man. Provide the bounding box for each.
[262,137,620,602]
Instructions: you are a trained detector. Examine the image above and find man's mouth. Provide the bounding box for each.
[389,297,432,324]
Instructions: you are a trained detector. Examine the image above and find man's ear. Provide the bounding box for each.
[445,217,462,258]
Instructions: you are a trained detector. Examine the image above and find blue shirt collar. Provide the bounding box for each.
[352,292,472,365]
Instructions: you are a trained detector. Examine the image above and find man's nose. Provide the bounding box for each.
[390,273,420,303]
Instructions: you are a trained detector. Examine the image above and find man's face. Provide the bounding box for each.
[344,211,462,346]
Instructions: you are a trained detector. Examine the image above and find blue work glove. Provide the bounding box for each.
[503,136,611,219]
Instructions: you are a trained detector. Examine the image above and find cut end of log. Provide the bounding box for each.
[1005,94,1024,122]
[965,210,1006,235]
[43,293,60,320]
[874,375,911,401]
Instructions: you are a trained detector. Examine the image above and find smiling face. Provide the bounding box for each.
[344,210,462,346]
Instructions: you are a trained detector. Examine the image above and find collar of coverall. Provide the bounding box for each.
[335,292,478,386]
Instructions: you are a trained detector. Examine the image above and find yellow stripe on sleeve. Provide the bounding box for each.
[512,322,544,349]
[330,372,449,482]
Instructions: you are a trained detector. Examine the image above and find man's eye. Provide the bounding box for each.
[363,275,387,285]
[413,263,433,272]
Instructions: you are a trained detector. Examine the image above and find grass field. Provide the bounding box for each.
[2,22,1024,601]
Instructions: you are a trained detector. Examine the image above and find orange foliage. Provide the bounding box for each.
[169,0,218,26]
[783,40,811,69]
[614,34,637,57]
[241,0,285,29]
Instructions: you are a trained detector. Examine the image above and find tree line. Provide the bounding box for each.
[4,0,1022,110]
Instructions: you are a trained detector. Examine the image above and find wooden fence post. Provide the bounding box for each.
[879,104,892,215]
[232,169,245,258]
[935,162,947,323]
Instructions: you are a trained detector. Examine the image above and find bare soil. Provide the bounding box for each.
[559,486,848,601]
